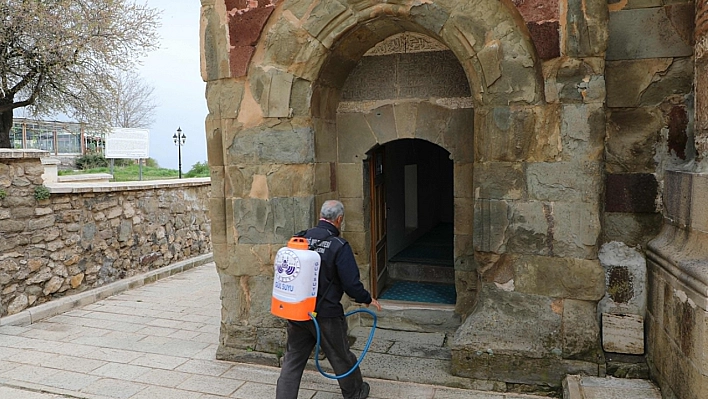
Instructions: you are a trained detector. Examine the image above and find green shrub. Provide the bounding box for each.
[145,158,159,168]
[185,161,210,178]
[34,185,51,201]
[75,154,108,170]
[0,189,6,200]
[113,158,134,167]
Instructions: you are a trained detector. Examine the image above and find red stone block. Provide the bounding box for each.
[225,0,249,10]
[665,3,695,46]
[668,106,689,160]
[511,0,559,22]
[527,21,560,60]
[605,173,659,214]
[228,6,275,47]
[230,46,256,77]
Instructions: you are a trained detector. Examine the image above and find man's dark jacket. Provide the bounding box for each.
[303,220,372,318]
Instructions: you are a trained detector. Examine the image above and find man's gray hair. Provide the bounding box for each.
[320,200,344,221]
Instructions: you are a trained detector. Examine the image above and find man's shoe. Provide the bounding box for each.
[357,382,370,399]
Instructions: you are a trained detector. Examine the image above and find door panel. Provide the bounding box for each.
[370,147,387,298]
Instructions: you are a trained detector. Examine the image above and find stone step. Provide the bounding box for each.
[308,326,474,389]
[563,375,662,399]
[359,302,461,333]
[388,261,455,284]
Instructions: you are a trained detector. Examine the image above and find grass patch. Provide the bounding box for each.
[60,159,210,182]
[59,165,183,182]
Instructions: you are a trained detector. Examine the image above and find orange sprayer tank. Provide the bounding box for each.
[271,237,321,321]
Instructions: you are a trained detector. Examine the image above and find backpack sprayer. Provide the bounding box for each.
[271,237,377,379]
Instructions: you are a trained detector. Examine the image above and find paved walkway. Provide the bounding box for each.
[0,261,547,399]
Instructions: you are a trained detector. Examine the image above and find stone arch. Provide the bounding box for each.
[254,0,544,113]
[312,27,479,314]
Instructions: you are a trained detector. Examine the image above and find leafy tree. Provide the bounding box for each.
[145,158,159,168]
[0,0,161,148]
[185,161,211,178]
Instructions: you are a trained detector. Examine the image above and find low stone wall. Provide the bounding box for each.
[0,150,212,317]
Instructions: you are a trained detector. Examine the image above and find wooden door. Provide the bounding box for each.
[369,147,388,298]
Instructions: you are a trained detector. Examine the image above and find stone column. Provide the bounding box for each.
[450,0,608,387]
[646,172,708,399]
[644,4,708,397]
[696,1,708,166]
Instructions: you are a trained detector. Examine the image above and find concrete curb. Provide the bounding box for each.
[0,253,214,327]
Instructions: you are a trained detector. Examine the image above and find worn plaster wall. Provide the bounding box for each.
[0,150,212,318]
[202,0,608,389]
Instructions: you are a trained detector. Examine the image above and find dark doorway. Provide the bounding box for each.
[368,139,455,305]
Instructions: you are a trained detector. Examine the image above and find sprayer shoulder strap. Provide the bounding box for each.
[307,228,336,315]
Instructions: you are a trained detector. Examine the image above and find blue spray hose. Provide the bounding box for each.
[308,308,377,379]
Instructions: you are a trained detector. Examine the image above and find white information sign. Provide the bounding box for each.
[105,128,150,159]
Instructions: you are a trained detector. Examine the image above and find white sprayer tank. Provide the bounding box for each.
[271,237,321,321]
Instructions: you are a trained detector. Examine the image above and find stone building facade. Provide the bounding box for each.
[0,150,212,317]
[200,0,705,395]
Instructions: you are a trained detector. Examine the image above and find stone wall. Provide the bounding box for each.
[0,150,212,318]
[602,1,694,251]
[597,1,695,378]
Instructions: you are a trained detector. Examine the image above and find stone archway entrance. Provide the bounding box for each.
[368,139,456,304]
[331,32,473,311]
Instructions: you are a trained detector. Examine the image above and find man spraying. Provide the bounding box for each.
[276,200,381,399]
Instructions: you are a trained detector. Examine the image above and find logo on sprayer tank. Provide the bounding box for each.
[275,249,300,283]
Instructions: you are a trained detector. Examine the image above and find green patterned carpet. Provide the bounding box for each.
[389,223,453,266]
[379,280,456,304]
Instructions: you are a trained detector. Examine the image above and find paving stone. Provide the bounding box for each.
[174,359,234,376]
[80,378,147,399]
[0,386,66,399]
[0,359,22,374]
[129,353,189,370]
[9,350,105,373]
[89,362,152,380]
[128,385,203,399]
[232,381,278,398]
[37,369,101,391]
[433,387,502,398]
[0,364,61,383]
[175,374,245,396]
[79,347,144,364]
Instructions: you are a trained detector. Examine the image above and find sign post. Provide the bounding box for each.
[105,128,150,181]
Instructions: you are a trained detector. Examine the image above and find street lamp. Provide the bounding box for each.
[173,127,186,178]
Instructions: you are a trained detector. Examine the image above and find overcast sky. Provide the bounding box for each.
[139,0,208,171]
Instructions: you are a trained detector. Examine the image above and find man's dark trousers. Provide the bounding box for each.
[275,315,363,399]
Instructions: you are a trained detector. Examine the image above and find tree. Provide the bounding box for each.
[0,0,161,148]
[105,70,158,129]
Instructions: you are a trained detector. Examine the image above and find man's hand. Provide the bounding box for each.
[367,298,382,311]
